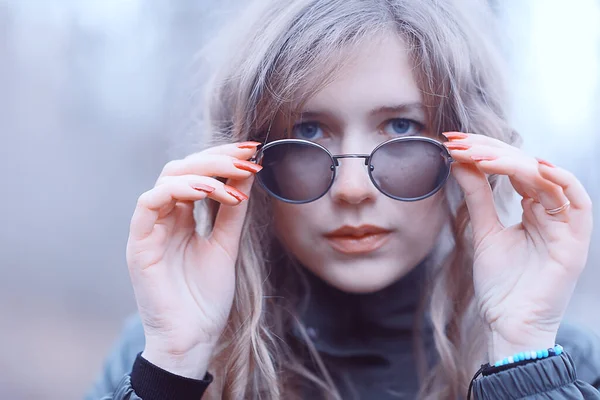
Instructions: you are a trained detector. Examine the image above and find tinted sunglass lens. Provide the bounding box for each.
[370,139,450,200]
[257,141,334,203]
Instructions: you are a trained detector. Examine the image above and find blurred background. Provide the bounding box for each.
[0,0,598,399]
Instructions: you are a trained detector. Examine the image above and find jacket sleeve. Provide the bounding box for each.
[95,376,142,400]
[85,314,212,400]
[472,323,600,399]
[473,351,600,399]
[85,315,146,400]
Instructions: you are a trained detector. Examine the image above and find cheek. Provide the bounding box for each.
[400,192,449,242]
[272,202,318,252]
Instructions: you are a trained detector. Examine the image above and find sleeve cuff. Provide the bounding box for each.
[130,352,213,400]
[473,352,576,399]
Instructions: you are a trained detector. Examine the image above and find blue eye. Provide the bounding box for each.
[382,118,423,136]
[292,122,323,140]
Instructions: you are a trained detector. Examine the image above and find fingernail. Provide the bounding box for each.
[444,142,471,150]
[237,141,262,149]
[191,183,216,193]
[471,155,496,162]
[536,157,555,168]
[224,185,249,201]
[233,159,262,173]
[442,132,469,140]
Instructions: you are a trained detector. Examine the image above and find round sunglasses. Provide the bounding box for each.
[251,136,454,204]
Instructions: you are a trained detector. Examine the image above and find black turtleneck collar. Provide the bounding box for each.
[288,258,434,398]
[291,258,430,359]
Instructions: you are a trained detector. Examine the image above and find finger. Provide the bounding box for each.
[446,143,530,200]
[442,132,514,150]
[537,161,593,211]
[209,175,255,259]
[156,174,248,204]
[130,176,247,241]
[204,141,262,155]
[538,162,593,233]
[131,177,213,241]
[158,153,262,182]
[445,142,517,163]
[475,158,568,215]
[447,144,568,212]
[450,162,503,245]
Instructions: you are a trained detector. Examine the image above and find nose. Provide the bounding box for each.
[329,156,378,205]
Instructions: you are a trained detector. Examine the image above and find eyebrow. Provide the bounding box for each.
[368,102,425,116]
[296,102,425,121]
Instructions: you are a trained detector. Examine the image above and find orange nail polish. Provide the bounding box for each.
[191,183,216,193]
[224,185,249,201]
[471,155,496,162]
[237,141,262,149]
[536,157,555,168]
[442,132,469,140]
[444,142,471,150]
[233,159,262,173]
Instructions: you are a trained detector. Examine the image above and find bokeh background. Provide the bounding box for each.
[0,0,598,399]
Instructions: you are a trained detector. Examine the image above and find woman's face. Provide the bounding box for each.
[271,35,449,293]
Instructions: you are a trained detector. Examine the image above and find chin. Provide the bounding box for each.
[309,258,415,294]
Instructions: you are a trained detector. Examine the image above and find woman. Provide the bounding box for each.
[87,0,600,399]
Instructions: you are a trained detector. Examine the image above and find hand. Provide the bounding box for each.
[443,132,593,363]
[126,141,262,378]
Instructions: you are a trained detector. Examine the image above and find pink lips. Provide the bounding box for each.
[324,224,393,255]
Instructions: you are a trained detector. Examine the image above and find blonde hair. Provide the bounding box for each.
[187,0,521,398]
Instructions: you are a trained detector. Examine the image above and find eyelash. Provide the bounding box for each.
[290,118,426,138]
[290,121,326,139]
[380,118,425,135]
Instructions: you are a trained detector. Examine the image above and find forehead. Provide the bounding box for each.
[299,34,422,114]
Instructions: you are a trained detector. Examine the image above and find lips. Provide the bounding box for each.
[325,224,391,238]
[324,225,393,255]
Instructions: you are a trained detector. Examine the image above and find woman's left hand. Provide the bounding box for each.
[442,132,593,363]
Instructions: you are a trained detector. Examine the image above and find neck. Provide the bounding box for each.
[291,258,430,356]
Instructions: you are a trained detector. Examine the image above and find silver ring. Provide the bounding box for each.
[545,200,571,215]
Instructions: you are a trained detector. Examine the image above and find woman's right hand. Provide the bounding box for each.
[125,141,262,379]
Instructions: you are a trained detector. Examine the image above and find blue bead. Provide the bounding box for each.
[555,345,563,355]
[494,361,502,367]
[537,350,543,359]
[518,352,526,361]
[525,352,531,360]
[543,349,549,358]
[502,358,509,365]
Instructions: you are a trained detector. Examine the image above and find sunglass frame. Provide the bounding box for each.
[252,136,454,204]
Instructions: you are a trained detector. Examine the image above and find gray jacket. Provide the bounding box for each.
[86,314,600,399]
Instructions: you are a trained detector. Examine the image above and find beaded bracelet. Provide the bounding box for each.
[492,344,563,367]
[467,344,565,400]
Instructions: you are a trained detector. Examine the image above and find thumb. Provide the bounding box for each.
[451,162,503,245]
[209,176,254,259]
